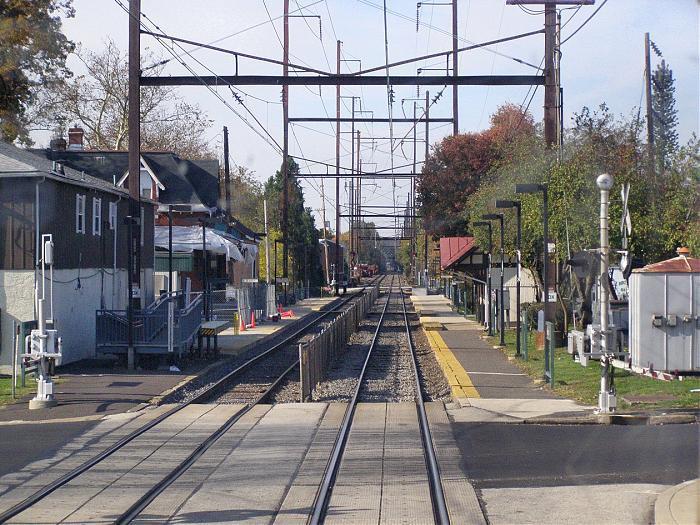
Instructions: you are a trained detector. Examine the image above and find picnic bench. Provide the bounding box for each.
[198,320,230,356]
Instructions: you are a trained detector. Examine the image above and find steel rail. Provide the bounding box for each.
[115,360,299,524]
[0,279,381,524]
[399,282,450,525]
[308,275,395,525]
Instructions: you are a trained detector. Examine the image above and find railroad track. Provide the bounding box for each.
[309,274,450,524]
[0,277,383,524]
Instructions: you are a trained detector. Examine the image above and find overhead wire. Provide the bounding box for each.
[113,0,282,156]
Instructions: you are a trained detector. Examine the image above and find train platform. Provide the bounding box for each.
[410,291,593,423]
[0,295,338,425]
[217,296,337,356]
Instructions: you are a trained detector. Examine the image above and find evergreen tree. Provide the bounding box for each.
[0,0,75,144]
[652,59,679,170]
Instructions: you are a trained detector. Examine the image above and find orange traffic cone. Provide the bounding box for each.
[239,311,246,332]
[250,310,256,329]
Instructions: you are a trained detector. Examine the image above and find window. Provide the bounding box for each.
[75,194,86,234]
[108,202,118,230]
[92,197,102,235]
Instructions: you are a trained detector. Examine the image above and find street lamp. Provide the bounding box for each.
[483,213,505,346]
[516,184,550,329]
[473,220,494,336]
[495,199,522,357]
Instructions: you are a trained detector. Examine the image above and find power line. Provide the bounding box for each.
[561,0,609,45]
[113,0,282,155]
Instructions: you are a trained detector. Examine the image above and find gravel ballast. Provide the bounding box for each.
[270,283,451,404]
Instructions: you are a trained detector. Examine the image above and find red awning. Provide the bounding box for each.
[440,236,476,270]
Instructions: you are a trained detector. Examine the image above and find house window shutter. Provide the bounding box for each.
[109,202,117,230]
[93,197,102,235]
[76,194,86,234]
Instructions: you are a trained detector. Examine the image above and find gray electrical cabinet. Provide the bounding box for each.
[629,255,699,372]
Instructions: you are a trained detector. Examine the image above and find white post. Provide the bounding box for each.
[596,173,616,413]
[29,235,58,409]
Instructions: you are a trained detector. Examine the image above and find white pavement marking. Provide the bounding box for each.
[448,398,593,423]
[482,483,667,525]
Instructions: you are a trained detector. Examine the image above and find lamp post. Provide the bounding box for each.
[483,213,505,346]
[495,199,522,356]
[516,184,550,328]
[473,221,494,336]
[596,173,616,413]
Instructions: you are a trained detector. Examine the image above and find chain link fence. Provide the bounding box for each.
[208,282,277,328]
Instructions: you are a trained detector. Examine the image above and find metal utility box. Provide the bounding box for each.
[629,253,699,372]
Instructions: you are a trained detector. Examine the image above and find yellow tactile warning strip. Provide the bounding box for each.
[425,330,480,399]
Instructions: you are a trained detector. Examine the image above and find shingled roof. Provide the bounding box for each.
[0,141,128,196]
[30,149,220,208]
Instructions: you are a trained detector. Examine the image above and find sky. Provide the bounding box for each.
[37,0,700,234]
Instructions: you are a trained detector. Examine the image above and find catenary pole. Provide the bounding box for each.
[282,0,290,282]
[127,0,141,371]
[452,0,458,135]
[334,39,341,295]
[223,126,231,217]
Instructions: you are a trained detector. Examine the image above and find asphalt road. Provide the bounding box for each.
[0,420,98,478]
[453,422,700,489]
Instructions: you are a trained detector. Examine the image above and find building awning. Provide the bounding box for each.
[440,236,477,270]
[154,225,244,261]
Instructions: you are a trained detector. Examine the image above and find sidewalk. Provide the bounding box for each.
[655,479,699,525]
[411,292,593,423]
[0,295,337,424]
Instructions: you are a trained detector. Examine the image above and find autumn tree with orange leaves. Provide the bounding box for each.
[417,103,535,236]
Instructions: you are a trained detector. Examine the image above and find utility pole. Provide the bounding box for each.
[452,0,458,135]
[423,90,430,284]
[127,0,141,371]
[355,130,361,262]
[412,101,418,283]
[644,32,655,177]
[349,97,355,264]
[334,39,341,295]
[282,0,290,280]
[223,126,231,217]
[320,181,330,285]
[543,2,557,148]
[264,199,270,283]
[555,11,563,160]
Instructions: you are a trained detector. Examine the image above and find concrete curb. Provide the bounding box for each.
[655,479,699,525]
[448,404,699,426]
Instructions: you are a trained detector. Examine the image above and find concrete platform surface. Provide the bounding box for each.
[412,292,593,423]
[655,478,700,525]
[0,295,336,424]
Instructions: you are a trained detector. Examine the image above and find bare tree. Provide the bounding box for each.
[53,39,213,158]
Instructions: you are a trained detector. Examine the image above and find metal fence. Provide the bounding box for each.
[209,282,276,327]
[299,284,379,401]
[96,293,203,356]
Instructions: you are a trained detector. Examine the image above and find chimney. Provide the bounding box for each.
[677,247,690,257]
[49,137,67,151]
[67,126,84,150]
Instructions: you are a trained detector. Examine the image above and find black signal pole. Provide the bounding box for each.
[474,221,493,336]
[496,199,522,356]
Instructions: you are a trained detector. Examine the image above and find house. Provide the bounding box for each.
[439,236,538,326]
[0,141,156,371]
[33,132,260,292]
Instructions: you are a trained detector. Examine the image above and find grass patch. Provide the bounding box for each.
[489,330,700,411]
[0,376,35,407]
